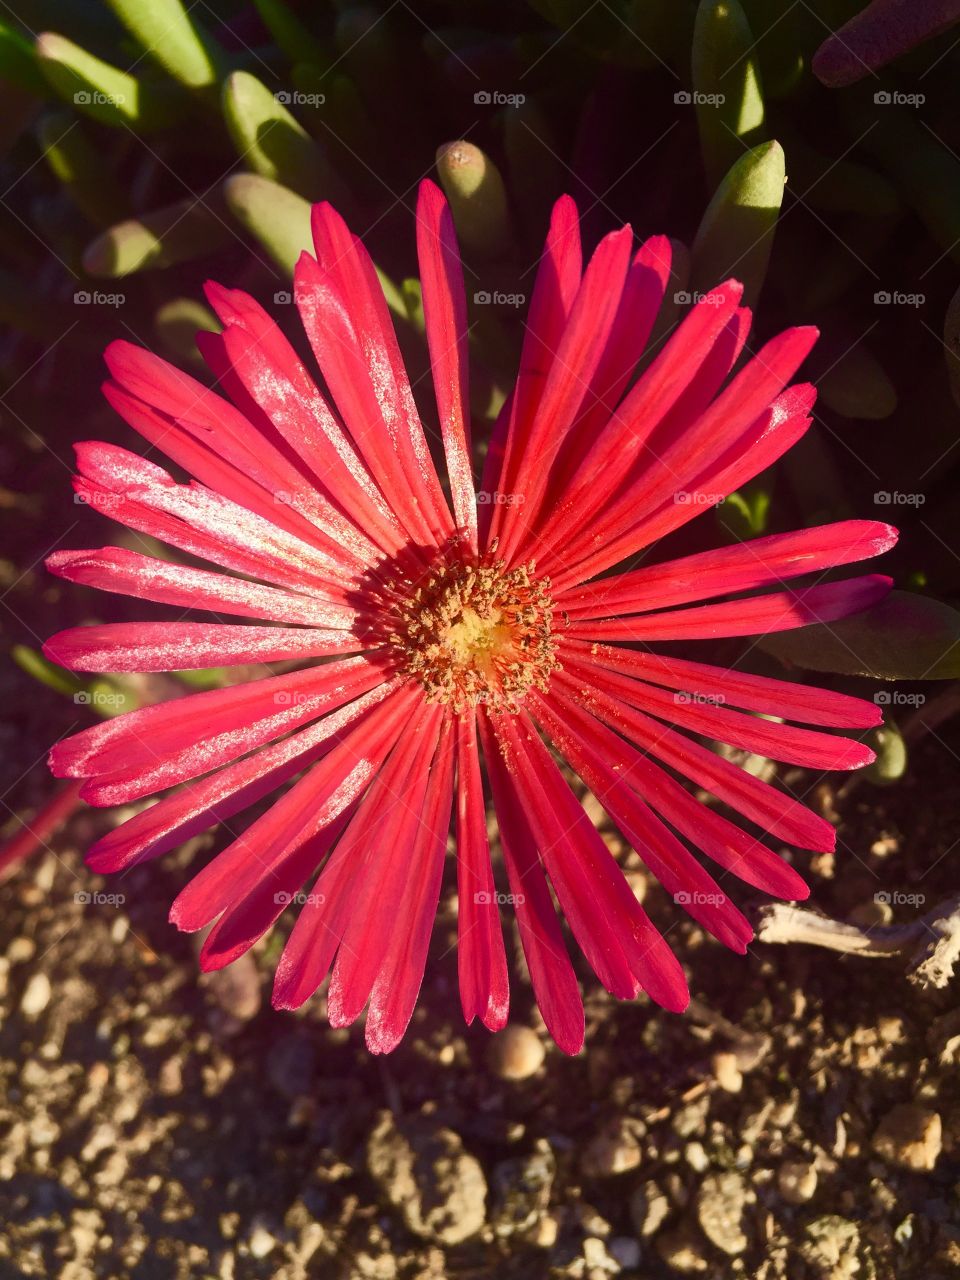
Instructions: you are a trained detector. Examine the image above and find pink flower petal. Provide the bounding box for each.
[44,622,362,672]
[417,180,478,548]
[535,686,808,903]
[52,655,386,788]
[530,694,756,952]
[73,442,355,599]
[479,709,585,1055]
[496,224,634,561]
[551,668,837,852]
[47,547,357,629]
[522,280,745,564]
[563,638,882,730]
[365,716,456,1053]
[454,712,509,1031]
[563,652,875,771]
[171,686,412,933]
[481,194,582,546]
[561,521,899,619]
[327,705,446,1029]
[86,680,406,874]
[272,697,437,1011]
[570,574,893,645]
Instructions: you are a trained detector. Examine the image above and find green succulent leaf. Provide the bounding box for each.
[691,138,785,307]
[436,140,511,258]
[818,344,897,420]
[35,32,179,130]
[36,111,129,225]
[222,172,312,275]
[253,0,328,68]
[105,0,222,93]
[82,199,229,276]
[0,19,48,97]
[692,0,766,188]
[222,70,345,204]
[760,591,960,681]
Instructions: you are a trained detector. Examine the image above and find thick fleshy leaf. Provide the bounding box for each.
[106,0,221,91]
[760,590,960,680]
[222,71,341,201]
[691,140,785,307]
[691,0,766,188]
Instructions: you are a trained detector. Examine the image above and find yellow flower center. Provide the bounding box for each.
[387,556,559,711]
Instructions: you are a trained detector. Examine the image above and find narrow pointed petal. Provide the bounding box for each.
[552,669,837,852]
[417,180,478,548]
[561,521,899,620]
[366,716,456,1053]
[492,711,690,1008]
[570,575,893,645]
[46,547,357,629]
[45,622,363,672]
[564,639,882,730]
[454,712,509,1031]
[479,710,585,1055]
[496,225,635,562]
[482,194,582,546]
[86,681,407,873]
[170,689,410,933]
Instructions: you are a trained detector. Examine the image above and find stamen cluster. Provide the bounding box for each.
[387,555,559,711]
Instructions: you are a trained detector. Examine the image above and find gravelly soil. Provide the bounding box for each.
[3,720,960,1280]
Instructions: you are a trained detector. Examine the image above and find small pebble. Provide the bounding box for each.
[486,1025,545,1081]
[697,1170,750,1256]
[630,1180,671,1237]
[21,972,51,1020]
[711,1051,743,1093]
[247,1225,276,1259]
[7,937,36,964]
[526,1213,559,1248]
[609,1236,641,1268]
[777,1158,818,1204]
[685,1142,709,1172]
[656,1220,709,1273]
[581,1118,643,1178]
[873,1104,942,1171]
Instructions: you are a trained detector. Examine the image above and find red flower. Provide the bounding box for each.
[45,182,897,1054]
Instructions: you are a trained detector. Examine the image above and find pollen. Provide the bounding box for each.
[386,554,559,711]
